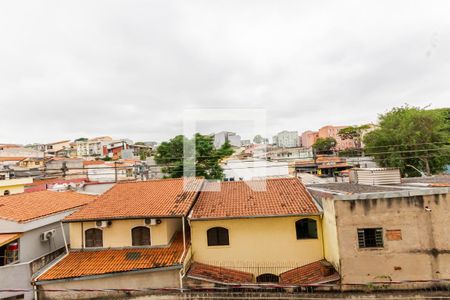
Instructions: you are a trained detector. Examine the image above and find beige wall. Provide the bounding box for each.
[0,184,25,196]
[325,193,450,285]
[69,218,181,249]
[38,269,180,300]
[190,216,324,277]
[321,198,340,271]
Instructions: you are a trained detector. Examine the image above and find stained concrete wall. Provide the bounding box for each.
[327,192,450,285]
[0,262,32,300]
[38,268,180,300]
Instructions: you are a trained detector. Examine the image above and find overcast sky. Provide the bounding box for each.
[0,1,449,144]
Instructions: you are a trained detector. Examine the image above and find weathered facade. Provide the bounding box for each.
[308,182,450,289]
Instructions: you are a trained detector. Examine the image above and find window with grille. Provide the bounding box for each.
[85,228,103,248]
[357,228,383,248]
[132,226,151,246]
[207,227,229,246]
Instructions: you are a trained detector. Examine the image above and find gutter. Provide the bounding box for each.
[63,214,185,223]
[189,212,322,222]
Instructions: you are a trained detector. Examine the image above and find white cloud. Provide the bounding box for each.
[0,0,449,143]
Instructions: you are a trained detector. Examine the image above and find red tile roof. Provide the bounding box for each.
[280,260,339,285]
[190,178,319,220]
[37,232,186,281]
[65,178,203,221]
[187,262,253,283]
[0,157,26,162]
[0,191,96,223]
[82,160,105,166]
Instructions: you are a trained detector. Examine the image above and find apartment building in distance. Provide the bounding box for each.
[214,131,242,148]
[75,136,113,157]
[301,131,319,148]
[273,131,299,148]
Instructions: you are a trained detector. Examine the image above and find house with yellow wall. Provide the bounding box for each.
[0,169,32,196]
[187,178,339,285]
[34,178,203,300]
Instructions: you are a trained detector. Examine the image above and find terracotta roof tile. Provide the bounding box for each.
[82,161,105,166]
[0,191,96,223]
[37,232,185,281]
[0,157,26,162]
[190,178,319,220]
[65,178,203,221]
[187,262,253,283]
[280,260,339,285]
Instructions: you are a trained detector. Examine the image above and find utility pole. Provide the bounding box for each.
[114,161,118,183]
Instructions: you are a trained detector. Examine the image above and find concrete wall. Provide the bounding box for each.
[20,222,69,262]
[328,193,450,285]
[190,216,324,277]
[321,198,340,271]
[69,218,181,249]
[38,268,180,300]
[0,262,33,300]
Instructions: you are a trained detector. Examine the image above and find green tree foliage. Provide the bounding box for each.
[364,106,450,176]
[312,137,337,154]
[338,125,371,149]
[253,135,263,144]
[154,134,234,179]
[74,137,88,142]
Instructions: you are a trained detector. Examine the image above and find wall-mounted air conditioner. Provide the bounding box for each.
[40,229,56,242]
[144,218,161,226]
[96,220,111,228]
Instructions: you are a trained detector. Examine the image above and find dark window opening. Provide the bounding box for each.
[296,218,318,239]
[85,228,103,248]
[358,228,383,248]
[3,190,10,196]
[207,227,229,246]
[132,226,151,246]
[256,273,279,283]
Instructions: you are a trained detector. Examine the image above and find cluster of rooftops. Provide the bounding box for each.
[0,177,321,225]
[1,175,448,225]
[1,174,448,289]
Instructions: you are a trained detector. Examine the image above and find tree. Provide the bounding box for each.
[253,135,263,144]
[363,105,450,176]
[154,134,234,179]
[312,137,337,154]
[75,137,88,142]
[338,125,371,149]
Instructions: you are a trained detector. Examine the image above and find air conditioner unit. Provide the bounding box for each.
[144,218,161,226]
[40,229,56,242]
[96,220,111,228]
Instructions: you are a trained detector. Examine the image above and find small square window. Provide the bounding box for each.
[357,228,383,248]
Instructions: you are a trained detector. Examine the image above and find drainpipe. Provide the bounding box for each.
[81,222,84,250]
[60,222,69,253]
[33,283,38,300]
[182,216,186,255]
